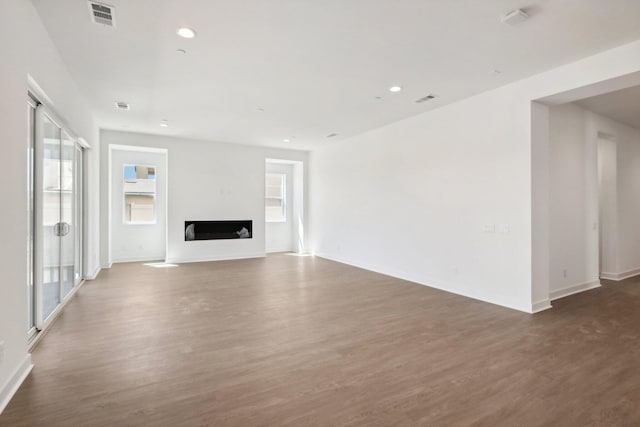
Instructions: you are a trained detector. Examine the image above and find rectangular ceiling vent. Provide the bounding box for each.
[88,1,116,27]
[415,94,437,104]
[115,101,130,110]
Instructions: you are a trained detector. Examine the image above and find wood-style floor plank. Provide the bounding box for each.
[1,254,640,426]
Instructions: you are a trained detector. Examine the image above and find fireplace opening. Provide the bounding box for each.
[185,220,252,241]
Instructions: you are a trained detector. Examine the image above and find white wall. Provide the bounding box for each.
[310,87,533,312]
[110,149,167,263]
[100,131,308,265]
[265,162,294,253]
[0,0,98,412]
[597,136,618,276]
[310,39,640,313]
[547,104,600,300]
[589,113,640,279]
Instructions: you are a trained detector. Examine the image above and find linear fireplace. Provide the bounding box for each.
[185,220,252,241]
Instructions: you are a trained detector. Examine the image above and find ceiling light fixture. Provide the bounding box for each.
[389,86,403,93]
[176,48,187,54]
[160,120,169,128]
[283,139,290,143]
[176,27,196,38]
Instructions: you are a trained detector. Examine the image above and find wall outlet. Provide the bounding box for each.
[0,341,4,364]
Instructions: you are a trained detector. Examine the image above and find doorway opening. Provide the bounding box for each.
[532,76,640,309]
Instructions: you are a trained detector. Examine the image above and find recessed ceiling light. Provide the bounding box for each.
[160,120,169,128]
[176,27,196,38]
[283,139,290,143]
[327,133,338,138]
[176,48,187,54]
[389,86,403,93]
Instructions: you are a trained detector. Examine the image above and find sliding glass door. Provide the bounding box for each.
[34,105,83,329]
[27,98,36,337]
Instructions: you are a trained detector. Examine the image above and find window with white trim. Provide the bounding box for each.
[265,173,286,222]
[123,164,156,224]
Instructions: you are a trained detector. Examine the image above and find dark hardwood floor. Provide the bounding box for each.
[1,254,640,426]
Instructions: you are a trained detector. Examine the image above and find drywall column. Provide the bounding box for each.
[293,162,305,253]
[597,136,618,276]
[531,101,551,311]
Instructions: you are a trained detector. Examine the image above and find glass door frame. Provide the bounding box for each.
[33,104,84,331]
[27,96,37,340]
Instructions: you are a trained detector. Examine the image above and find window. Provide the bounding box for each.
[265,173,286,222]
[123,164,156,224]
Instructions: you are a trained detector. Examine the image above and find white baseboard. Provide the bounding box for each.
[85,267,101,280]
[0,355,33,415]
[531,299,552,313]
[266,248,294,254]
[111,256,166,264]
[166,253,266,264]
[550,279,601,301]
[600,267,640,281]
[316,252,533,314]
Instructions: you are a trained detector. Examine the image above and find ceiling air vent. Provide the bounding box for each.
[88,1,116,27]
[500,9,529,25]
[115,101,130,110]
[415,94,437,104]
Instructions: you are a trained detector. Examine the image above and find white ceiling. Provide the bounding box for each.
[576,85,640,131]
[32,0,640,150]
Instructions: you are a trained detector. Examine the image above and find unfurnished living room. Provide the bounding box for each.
[2,1,640,426]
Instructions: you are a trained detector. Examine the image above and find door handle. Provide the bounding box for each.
[53,222,71,236]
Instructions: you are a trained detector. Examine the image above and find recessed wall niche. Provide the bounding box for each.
[184,220,252,241]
